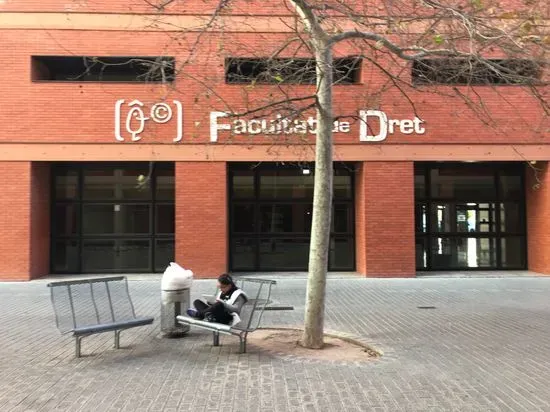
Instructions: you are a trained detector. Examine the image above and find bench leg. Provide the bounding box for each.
[75,336,83,358]
[213,331,220,347]
[114,330,121,349]
[239,333,247,354]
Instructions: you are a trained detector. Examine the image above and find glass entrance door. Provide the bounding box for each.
[52,163,175,274]
[229,163,355,272]
[415,163,526,270]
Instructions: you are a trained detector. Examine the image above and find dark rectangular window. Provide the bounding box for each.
[225,57,361,84]
[32,56,175,82]
[412,58,540,85]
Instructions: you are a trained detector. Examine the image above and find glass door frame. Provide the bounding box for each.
[228,162,356,272]
[50,162,175,274]
[415,162,527,271]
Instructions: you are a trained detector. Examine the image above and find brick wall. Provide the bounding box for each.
[356,161,415,277]
[1,0,546,16]
[526,162,550,275]
[0,29,547,146]
[0,162,50,281]
[0,163,31,280]
[30,162,51,279]
[175,162,227,277]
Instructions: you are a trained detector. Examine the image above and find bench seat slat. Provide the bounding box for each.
[73,317,154,335]
[176,315,233,333]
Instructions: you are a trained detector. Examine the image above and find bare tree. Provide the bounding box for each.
[125,0,549,349]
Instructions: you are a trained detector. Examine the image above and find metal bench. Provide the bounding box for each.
[176,278,293,353]
[47,276,154,358]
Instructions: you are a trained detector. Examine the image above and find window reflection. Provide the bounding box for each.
[500,203,523,233]
[430,167,496,198]
[232,173,254,199]
[415,204,427,232]
[260,204,312,233]
[259,238,310,270]
[501,237,525,268]
[416,238,427,269]
[231,238,256,270]
[260,172,314,199]
[432,203,453,232]
[431,237,496,268]
[83,169,152,200]
[55,170,78,200]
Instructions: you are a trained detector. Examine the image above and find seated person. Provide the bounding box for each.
[187,274,247,325]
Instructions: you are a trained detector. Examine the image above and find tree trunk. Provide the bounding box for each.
[300,41,334,349]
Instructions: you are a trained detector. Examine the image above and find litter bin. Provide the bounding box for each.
[161,262,193,338]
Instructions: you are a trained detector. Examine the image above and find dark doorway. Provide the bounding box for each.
[229,162,355,272]
[415,162,526,270]
[51,162,174,274]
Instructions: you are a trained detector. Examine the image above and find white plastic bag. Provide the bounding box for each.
[161,262,194,291]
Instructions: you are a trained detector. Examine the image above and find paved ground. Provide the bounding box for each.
[1,275,550,411]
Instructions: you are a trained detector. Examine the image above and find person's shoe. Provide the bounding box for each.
[186,308,199,318]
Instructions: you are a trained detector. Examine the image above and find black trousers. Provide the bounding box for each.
[193,299,233,325]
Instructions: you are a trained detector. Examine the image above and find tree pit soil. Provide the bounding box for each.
[247,328,381,362]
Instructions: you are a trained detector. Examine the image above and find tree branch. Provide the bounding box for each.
[289,0,329,43]
[329,30,468,60]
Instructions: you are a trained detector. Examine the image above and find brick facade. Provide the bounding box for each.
[0,162,51,281]
[175,162,228,278]
[0,163,32,280]
[0,3,548,280]
[356,162,415,277]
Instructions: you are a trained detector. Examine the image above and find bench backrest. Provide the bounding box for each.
[231,278,276,332]
[47,276,138,334]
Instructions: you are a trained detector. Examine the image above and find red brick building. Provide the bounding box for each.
[0,1,548,281]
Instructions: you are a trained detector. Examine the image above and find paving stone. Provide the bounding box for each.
[1,276,550,411]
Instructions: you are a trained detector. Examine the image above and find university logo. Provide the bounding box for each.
[114,99,183,142]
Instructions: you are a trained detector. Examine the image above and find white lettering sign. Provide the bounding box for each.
[114,101,426,143]
[209,112,351,142]
[115,99,183,142]
[359,110,425,142]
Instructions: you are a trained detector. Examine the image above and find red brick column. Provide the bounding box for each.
[0,163,31,280]
[355,163,367,275]
[175,162,227,278]
[526,162,550,275]
[0,162,51,281]
[355,161,415,277]
[30,162,50,279]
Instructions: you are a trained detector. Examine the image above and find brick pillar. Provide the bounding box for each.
[355,163,367,275]
[0,162,51,281]
[355,161,415,277]
[0,163,31,280]
[30,162,50,279]
[526,162,550,274]
[175,162,227,278]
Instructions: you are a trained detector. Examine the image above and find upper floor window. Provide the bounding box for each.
[31,56,175,82]
[412,58,540,86]
[225,57,362,84]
